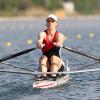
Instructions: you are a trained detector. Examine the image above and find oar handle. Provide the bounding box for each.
[62,45,100,61]
[0,47,37,63]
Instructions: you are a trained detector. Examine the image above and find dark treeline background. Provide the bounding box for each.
[0,0,100,16]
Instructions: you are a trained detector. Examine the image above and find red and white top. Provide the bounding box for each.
[42,30,59,53]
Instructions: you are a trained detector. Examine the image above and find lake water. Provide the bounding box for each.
[0,17,100,100]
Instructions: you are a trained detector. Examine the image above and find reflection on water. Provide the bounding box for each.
[0,18,100,100]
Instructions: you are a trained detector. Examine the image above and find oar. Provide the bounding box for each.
[0,47,37,63]
[1,62,33,72]
[77,61,100,70]
[0,68,100,75]
[62,45,100,61]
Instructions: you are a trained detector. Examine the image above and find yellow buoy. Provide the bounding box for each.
[5,42,12,47]
[27,39,33,45]
[89,32,95,38]
[76,34,82,40]
[64,35,68,40]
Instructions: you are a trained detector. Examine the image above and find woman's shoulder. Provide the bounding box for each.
[39,31,46,38]
[57,32,64,37]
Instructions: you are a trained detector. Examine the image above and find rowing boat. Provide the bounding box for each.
[33,74,69,89]
[33,62,70,89]
[0,45,100,89]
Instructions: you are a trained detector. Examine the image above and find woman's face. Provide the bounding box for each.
[46,18,57,30]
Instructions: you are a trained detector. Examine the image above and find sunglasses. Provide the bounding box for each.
[46,18,55,23]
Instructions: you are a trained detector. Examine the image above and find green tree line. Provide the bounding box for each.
[0,0,62,11]
[74,0,100,14]
[0,0,100,16]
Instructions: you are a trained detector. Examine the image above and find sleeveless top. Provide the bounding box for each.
[42,30,59,53]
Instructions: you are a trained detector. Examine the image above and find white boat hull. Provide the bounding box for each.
[33,74,69,89]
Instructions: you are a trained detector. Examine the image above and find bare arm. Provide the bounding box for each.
[37,32,45,48]
[54,33,65,47]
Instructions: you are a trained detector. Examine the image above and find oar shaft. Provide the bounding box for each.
[1,62,33,72]
[0,70,34,75]
[0,68,100,75]
[0,47,37,63]
[33,68,100,74]
[62,46,100,61]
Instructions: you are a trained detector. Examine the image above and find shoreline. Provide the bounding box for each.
[0,15,100,21]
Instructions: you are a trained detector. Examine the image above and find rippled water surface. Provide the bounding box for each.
[0,17,100,100]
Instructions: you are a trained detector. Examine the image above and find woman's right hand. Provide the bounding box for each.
[37,41,45,48]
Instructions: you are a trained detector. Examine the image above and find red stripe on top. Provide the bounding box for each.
[42,30,59,53]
